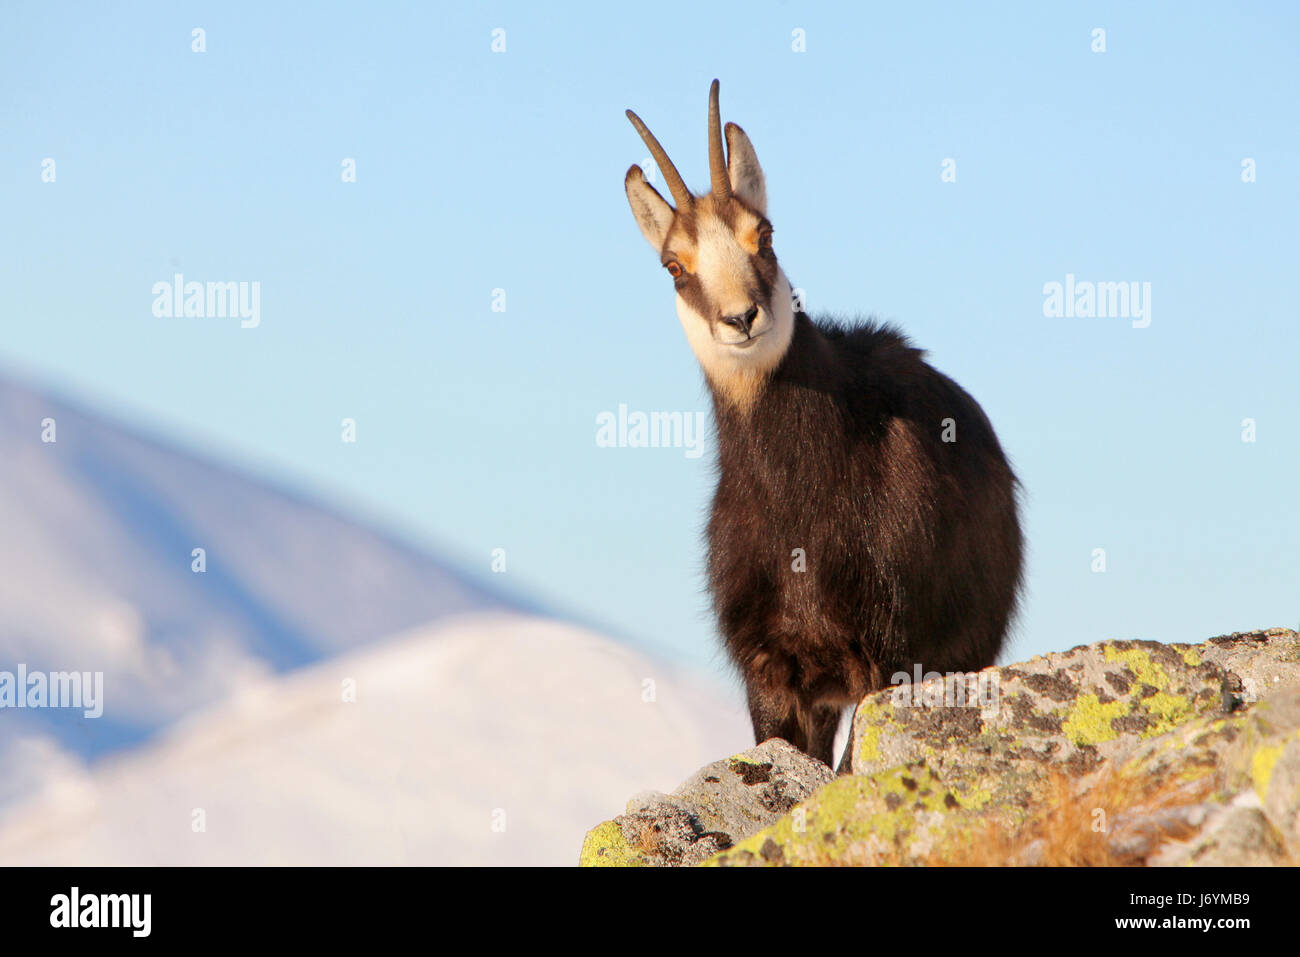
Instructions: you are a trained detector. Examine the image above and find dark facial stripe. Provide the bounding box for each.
[665,196,781,334]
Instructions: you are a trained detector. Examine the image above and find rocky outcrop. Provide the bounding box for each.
[579,739,833,866]
[581,628,1300,866]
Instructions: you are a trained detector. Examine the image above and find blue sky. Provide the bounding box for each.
[2,2,1297,679]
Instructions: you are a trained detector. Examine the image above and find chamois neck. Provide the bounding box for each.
[681,269,797,414]
[709,312,835,423]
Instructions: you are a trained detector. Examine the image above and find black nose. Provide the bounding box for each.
[721,304,759,336]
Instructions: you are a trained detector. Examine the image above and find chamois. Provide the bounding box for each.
[624,81,1024,768]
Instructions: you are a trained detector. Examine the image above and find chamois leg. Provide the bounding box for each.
[833,658,886,774]
[744,682,800,751]
[802,704,842,769]
[836,719,856,776]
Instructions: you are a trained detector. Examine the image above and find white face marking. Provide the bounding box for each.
[694,216,760,341]
[676,265,795,411]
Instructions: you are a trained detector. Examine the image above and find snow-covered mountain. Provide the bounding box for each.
[0,376,750,860]
[0,375,518,775]
[0,612,748,866]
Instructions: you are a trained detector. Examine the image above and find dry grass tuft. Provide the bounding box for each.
[931,767,1217,867]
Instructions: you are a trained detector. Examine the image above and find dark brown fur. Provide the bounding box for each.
[707,312,1024,767]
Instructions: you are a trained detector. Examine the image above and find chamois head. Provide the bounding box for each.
[625,80,795,409]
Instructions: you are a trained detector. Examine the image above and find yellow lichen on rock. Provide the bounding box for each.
[1062,693,1127,746]
[579,819,645,867]
[583,630,1300,867]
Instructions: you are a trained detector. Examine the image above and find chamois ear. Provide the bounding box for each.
[725,122,766,215]
[625,165,675,250]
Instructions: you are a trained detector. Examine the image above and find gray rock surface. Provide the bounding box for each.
[1198,627,1300,705]
[582,628,1300,867]
[579,738,833,866]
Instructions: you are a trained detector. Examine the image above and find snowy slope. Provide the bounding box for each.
[0,375,519,768]
[0,612,749,866]
[0,374,750,863]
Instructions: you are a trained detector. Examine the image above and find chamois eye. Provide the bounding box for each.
[665,261,683,279]
[758,229,774,249]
